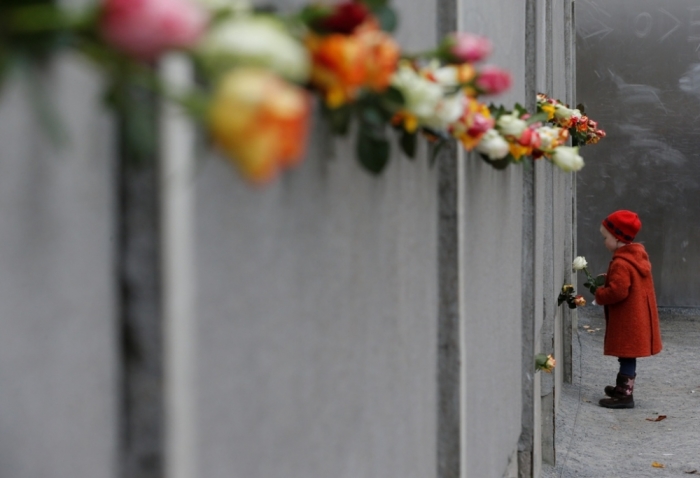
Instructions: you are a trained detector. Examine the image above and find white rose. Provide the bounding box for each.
[496,114,527,137]
[197,16,310,83]
[431,65,459,87]
[552,146,584,172]
[422,93,464,130]
[554,104,581,122]
[536,125,562,150]
[572,256,588,270]
[391,64,443,118]
[476,129,510,160]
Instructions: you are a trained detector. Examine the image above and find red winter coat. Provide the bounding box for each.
[594,243,662,358]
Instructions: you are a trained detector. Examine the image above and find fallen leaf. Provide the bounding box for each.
[652,462,665,468]
[595,328,601,330]
[583,399,591,403]
[583,325,590,329]
[684,470,698,474]
[646,415,667,422]
[588,330,595,333]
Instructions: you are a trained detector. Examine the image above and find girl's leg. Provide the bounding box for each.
[618,357,637,376]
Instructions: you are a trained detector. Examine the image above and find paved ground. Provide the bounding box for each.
[541,306,700,478]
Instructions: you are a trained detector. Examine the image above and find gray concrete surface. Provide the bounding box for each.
[542,306,700,478]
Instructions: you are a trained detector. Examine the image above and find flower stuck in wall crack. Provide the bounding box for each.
[558,283,586,309]
[535,353,556,373]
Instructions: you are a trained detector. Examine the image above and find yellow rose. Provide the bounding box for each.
[209,68,311,184]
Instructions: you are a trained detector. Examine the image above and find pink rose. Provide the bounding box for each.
[475,65,511,95]
[518,127,541,149]
[467,113,494,136]
[100,0,208,60]
[449,33,492,63]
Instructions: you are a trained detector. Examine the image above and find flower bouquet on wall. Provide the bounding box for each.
[0,0,605,186]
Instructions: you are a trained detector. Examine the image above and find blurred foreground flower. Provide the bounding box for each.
[440,32,492,63]
[198,16,310,83]
[100,0,209,60]
[475,128,509,160]
[475,65,511,95]
[535,353,556,373]
[209,69,311,184]
[305,3,399,108]
[551,146,584,172]
[574,295,586,307]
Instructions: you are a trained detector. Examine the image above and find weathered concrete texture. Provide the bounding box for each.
[542,307,700,478]
[193,122,438,478]
[462,158,524,478]
[459,3,531,476]
[437,3,460,478]
[0,56,118,478]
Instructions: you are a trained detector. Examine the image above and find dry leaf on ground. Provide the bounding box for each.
[646,415,667,422]
[684,471,698,475]
[652,462,665,468]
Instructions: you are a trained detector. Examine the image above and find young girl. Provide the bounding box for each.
[594,210,662,409]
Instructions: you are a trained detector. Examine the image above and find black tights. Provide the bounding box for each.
[618,357,636,376]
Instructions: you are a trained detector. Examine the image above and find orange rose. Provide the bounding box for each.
[357,23,400,92]
[209,69,311,184]
[306,19,401,107]
[306,32,367,107]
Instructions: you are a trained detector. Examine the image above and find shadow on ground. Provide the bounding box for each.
[542,306,700,478]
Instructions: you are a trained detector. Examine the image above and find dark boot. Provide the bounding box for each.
[604,372,635,397]
[599,373,635,409]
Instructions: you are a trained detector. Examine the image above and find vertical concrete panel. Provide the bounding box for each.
[459,3,527,477]
[0,56,117,478]
[462,161,524,478]
[194,130,438,478]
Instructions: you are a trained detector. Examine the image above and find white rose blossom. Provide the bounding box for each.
[390,63,464,130]
[552,146,584,172]
[496,113,528,137]
[536,125,563,150]
[197,16,310,83]
[476,129,510,160]
[554,104,582,122]
[572,256,588,270]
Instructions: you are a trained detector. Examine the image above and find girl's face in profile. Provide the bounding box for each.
[600,225,620,252]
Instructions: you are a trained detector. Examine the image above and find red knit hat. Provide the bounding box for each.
[602,210,641,243]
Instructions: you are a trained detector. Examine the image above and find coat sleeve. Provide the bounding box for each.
[595,260,631,305]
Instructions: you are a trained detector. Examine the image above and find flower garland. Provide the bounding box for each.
[0,0,604,185]
[537,93,606,146]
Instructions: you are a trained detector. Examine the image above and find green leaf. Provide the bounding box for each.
[373,5,398,32]
[359,0,389,9]
[357,128,391,174]
[0,51,15,97]
[400,130,417,159]
[361,105,385,127]
[298,4,333,28]
[382,86,405,107]
[526,112,549,125]
[324,104,353,136]
[479,153,512,170]
[594,275,606,286]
